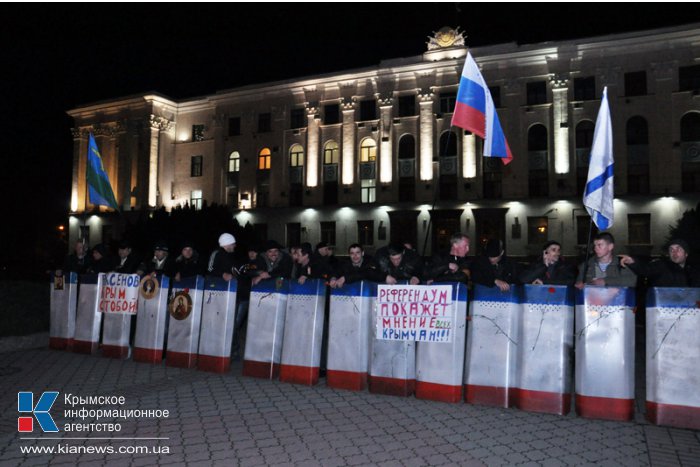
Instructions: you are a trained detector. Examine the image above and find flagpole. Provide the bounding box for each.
[420,127,455,258]
[581,217,594,284]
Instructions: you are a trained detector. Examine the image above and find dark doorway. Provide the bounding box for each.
[472,208,508,255]
[429,209,464,254]
[388,210,419,249]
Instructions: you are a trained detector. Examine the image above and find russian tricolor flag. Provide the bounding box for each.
[451,52,513,165]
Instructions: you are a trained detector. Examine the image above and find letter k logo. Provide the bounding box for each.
[18,392,59,432]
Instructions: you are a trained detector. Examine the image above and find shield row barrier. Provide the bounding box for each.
[50,275,700,429]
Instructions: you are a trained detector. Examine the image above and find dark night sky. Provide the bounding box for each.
[2,3,699,275]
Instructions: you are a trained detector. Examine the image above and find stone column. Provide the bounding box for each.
[418,90,434,181]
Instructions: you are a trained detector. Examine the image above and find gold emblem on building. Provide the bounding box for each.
[169,290,193,320]
[427,26,466,50]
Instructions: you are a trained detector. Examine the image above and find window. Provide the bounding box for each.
[626,116,649,194]
[439,92,456,114]
[528,125,549,197]
[258,148,271,170]
[228,117,240,136]
[624,71,647,97]
[574,76,596,101]
[526,81,547,106]
[577,215,599,245]
[679,64,700,92]
[190,155,203,177]
[527,217,548,245]
[324,104,340,125]
[438,131,457,158]
[361,179,376,203]
[192,124,205,142]
[359,100,376,121]
[680,113,700,192]
[228,151,240,172]
[489,86,501,108]
[398,135,415,160]
[190,190,202,210]
[324,141,339,164]
[576,120,595,195]
[290,108,305,130]
[360,139,377,162]
[398,95,416,117]
[258,113,271,133]
[320,221,336,246]
[483,155,502,199]
[628,214,651,244]
[289,144,304,167]
[357,220,374,245]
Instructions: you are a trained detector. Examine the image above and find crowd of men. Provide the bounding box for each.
[56,231,699,357]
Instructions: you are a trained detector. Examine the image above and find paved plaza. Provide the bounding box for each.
[0,344,698,466]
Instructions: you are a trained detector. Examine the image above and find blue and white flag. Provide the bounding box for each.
[583,86,614,230]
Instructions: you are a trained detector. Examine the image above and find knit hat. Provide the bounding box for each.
[668,238,690,253]
[218,233,236,247]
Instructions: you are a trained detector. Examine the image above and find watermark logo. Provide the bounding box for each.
[18,392,59,432]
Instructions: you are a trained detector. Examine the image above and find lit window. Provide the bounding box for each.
[228,151,240,172]
[324,141,339,164]
[289,144,304,167]
[527,217,548,245]
[190,190,202,210]
[258,148,271,170]
[360,138,377,162]
[361,179,376,203]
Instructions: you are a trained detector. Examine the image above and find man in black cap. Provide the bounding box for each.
[141,241,175,277]
[471,239,521,291]
[314,241,338,272]
[519,240,577,286]
[113,240,141,274]
[251,239,293,286]
[619,238,699,287]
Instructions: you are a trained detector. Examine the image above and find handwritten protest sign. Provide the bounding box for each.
[99,273,140,314]
[376,284,453,342]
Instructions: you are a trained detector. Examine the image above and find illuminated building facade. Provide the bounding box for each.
[68,24,700,258]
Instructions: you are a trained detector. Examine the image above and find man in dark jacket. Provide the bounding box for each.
[375,243,423,285]
[519,240,577,286]
[174,241,204,281]
[113,240,141,274]
[57,239,91,276]
[424,233,472,284]
[619,238,700,287]
[141,241,176,278]
[330,243,383,288]
[292,243,334,284]
[87,243,114,273]
[471,239,520,291]
[250,240,293,286]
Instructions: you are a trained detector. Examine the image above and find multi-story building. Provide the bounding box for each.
[67,24,700,258]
